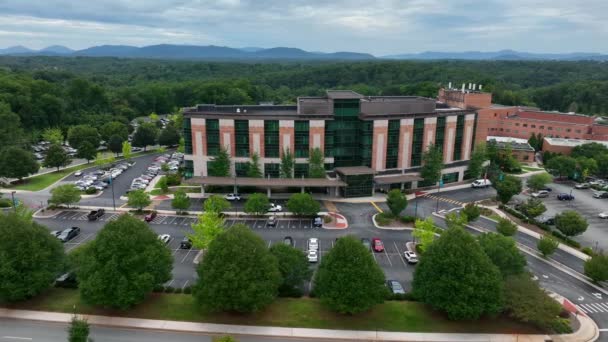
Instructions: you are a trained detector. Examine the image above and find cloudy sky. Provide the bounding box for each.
[0,0,607,55]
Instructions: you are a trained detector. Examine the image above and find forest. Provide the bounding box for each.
[1,56,608,145]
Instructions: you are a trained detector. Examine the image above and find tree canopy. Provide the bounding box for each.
[495,175,522,204]
[286,193,320,217]
[50,184,81,207]
[478,233,526,278]
[420,144,443,185]
[208,146,231,177]
[132,122,158,150]
[43,144,71,170]
[244,193,270,215]
[386,189,408,217]
[269,244,312,297]
[555,210,588,237]
[0,147,39,180]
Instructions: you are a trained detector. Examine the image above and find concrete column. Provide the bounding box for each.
[423,117,437,150]
[399,118,414,169]
[458,170,465,182]
[201,185,205,197]
[462,114,476,160]
[279,120,295,156]
[444,116,457,163]
[267,187,271,198]
[372,120,388,171]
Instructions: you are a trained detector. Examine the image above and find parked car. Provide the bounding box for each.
[180,237,192,249]
[283,236,294,247]
[371,238,384,252]
[575,183,591,189]
[55,272,77,288]
[57,227,80,242]
[224,193,241,201]
[313,216,323,228]
[471,179,492,188]
[50,230,60,237]
[157,234,172,245]
[593,191,608,199]
[386,280,406,294]
[87,209,105,221]
[308,237,319,251]
[267,216,277,227]
[307,250,318,263]
[144,211,157,222]
[537,215,556,225]
[557,193,575,201]
[361,238,371,250]
[598,212,608,219]
[74,170,83,177]
[403,251,419,264]
[531,190,549,198]
[268,203,283,212]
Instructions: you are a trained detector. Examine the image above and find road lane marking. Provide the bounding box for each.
[370,202,383,213]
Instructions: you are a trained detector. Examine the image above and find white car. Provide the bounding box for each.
[531,190,549,198]
[157,234,172,245]
[404,251,419,264]
[471,179,492,188]
[599,212,608,219]
[224,193,241,201]
[74,171,83,177]
[308,237,319,251]
[307,250,318,263]
[268,203,283,212]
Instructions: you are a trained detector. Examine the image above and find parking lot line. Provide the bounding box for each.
[181,248,193,263]
[267,240,271,248]
[370,201,383,213]
[383,248,393,266]
[393,242,407,267]
[182,280,189,290]
[165,279,174,287]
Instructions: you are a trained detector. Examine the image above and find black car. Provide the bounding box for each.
[57,227,80,242]
[87,209,105,221]
[537,216,556,225]
[180,237,192,249]
[557,193,575,201]
[55,272,77,288]
[283,236,293,247]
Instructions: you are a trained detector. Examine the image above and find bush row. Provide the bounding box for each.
[152,285,192,294]
[499,205,550,231]
[551,230,581,249]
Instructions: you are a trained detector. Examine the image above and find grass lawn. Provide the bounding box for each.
[522,166,545,172]
[150,187,200,196]
[3,288,542,334]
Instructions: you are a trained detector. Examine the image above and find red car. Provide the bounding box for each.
[144,211,157,222]
[371,238,384,252]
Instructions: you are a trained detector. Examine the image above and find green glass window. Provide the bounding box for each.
[206,119,220,156]
[234,120,249,157]
[294,163,309,178]
[324,121,335,158]
[385,120,400,169]
[331,99,362,167]
[264,163,280,178]
[183,160,193,179]
[183,118,192,154]
[235,162,248,177]
[264,120,279,158]
[360,121,373,167]
[411,118,425,167]
[442,172,459,184]
[342,174,373,198]
[294,121,309,158]
[453,115,465,161]
[435,117,446,153]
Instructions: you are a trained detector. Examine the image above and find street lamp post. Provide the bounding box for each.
[11,191,16,213]
[110,174,116,211]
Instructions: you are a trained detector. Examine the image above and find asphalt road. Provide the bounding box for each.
[0,319,341,342]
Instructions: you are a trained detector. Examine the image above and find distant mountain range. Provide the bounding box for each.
[1,45,608,61]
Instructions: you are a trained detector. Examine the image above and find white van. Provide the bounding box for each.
[471,179,492,188]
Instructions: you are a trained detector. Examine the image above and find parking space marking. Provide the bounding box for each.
[182,280,189,290]
[181,248,194,263]
[393,242,407,267]
[268,240,272,248]
[370,201,383,213]
[383,248,393,267]
[165,279,174,287]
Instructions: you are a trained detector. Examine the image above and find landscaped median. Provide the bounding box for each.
[1,288,545,335]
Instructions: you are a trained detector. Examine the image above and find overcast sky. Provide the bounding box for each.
[0,0,607,55]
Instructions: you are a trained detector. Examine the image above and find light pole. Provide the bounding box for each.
[110,174,116,211]
[11,191,16,213]
[234,176,237,218]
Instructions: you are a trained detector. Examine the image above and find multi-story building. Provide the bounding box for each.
[183,90,477,197]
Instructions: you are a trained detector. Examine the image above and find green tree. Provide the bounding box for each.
[496,217,518,236]
[0,213,65,302]
[42,128,64,145]
[0,102,26,148]
[0,147,39,181]
[127,189,151,211]
[584,253,608,283]
[75,215,172,309]
[94,152,115,167]
[68,125,100,150]
[122,141,132,160]
[445,211,468,229]
[420,144,443,185]
[571,142,608,159]
[194,224,281,312]
[280,148,294,178]
[308,147,326,178]
[462,203,481,221]
[68,317,90,342]
[537,236,559,257]
[244,193,270,215]
[269,244,312,297]
[527,173,553,191]
[50,184,81,207]
[246,152,263,178]
[467,143,487,179]
[44,144,71,170]
[576,156,598,179]
[100,121,128,141]
[158,125,181,146]
[108,134,123,156]
[132,122,158,151]
[386,189,408,218]
[203,195,231,213]
[208,146,231,177]
[412,217,437,253]
[171,190,190,214]
[213,337,238,342]
[528,133,539,151]
[555,210,588,237]
[504,274,563,331]
[314,236,386,314]
[77,141,97,163]
[546,155,576,179]
[286,193,320,217]
[188,212,225,250]
[178,137,185,154]
[519,198,547,218]
[478,233,526,278]
[495,175,522,204]
[157,176,169,193]
[412,227,503,320]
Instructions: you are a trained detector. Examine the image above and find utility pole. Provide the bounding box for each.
[110,174,116,211]
[11,191,16,213]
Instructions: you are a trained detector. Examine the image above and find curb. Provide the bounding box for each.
[322,212,349,230]
[81,190,104,199]
[371,213,413,231]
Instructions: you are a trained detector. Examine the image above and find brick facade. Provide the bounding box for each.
[371,120,388,171]
[398,119,414,169]
[279,120,295,156]
[309,120,325,151]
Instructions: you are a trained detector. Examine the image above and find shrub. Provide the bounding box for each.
[462,203,481,221]
[582,247,596,257]
[164,286,175,293]
[496,217,518,236]
[174,287,183,294]
[551,231,581,248]
[152,285,164,293]
[183,286,192,294]
[375,213,392,226]
[399,215,416,223]
[0,199,12,207]
[84,187,97,195]
[165,172,182,186]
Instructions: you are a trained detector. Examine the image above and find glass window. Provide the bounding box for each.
[264,120,279,158]
[206,119,220,156]
[294,121,310,158]
[411,118,425,166]
[234,120,249,157]
[235,162,248,177]
[264,163,279,178]
[453,115,464,161]
[434,117,446,153]
[294,163,309,178]
[385,120,400,169]
[183,118,192,154]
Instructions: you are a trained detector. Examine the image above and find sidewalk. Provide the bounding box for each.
[0,308,556,342]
